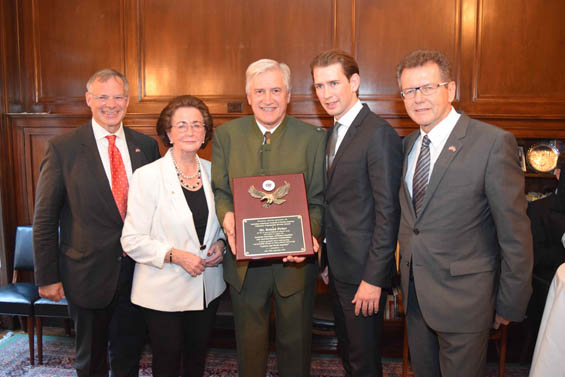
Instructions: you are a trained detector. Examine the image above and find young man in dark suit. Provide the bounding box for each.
[396,49,532,377]
[33,69,160,377]
[311,49,403,377]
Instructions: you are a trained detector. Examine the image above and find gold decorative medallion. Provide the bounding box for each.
[248,181,291,208]
[526,143,559,173]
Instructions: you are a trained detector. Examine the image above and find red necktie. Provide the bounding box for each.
[106,135,129,220]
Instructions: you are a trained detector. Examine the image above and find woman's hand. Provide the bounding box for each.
[172,248,205,277]
[204,240,225,267]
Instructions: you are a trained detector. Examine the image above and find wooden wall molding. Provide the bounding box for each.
[470,0,565,116]
[133,0,336,113]
[1,0,565,281]
[22,0,127,112]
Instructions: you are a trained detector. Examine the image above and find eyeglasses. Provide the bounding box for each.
[400,82,450,100]
[172,122,205,133]
[88,93,128,104]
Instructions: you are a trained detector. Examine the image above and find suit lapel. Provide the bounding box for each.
[79,122,121,220]
[402,131,419,222]
[200,159,217,248]
[124,127,146,171]
[326,105,369,185]
[417,114,469,218]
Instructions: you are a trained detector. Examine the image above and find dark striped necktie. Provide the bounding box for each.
[327,122,342,169]
[412,135,431,217]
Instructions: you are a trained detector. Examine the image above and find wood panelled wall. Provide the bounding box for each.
[0,0,564,283]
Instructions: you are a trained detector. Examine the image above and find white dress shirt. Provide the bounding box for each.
[91,119,133,186]
[256,120,281,142]
[405,107,461,197]
[334,100,363,153]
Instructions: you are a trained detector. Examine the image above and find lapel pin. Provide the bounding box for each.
[135,148,141,152]
[448,146,456,152]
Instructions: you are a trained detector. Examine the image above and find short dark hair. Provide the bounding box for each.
[156,95,213,148]
[396,49,453,88]
[310,49,359,80]
[310,49,360,96]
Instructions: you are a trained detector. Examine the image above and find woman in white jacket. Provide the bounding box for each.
[121,95,226,377]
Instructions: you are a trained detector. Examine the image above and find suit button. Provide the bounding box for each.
[413,228,419,235]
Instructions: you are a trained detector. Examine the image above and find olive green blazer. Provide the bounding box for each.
[211,115,326,296]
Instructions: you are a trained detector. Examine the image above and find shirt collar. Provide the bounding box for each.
[335,100,363,127]
[255,118,283,135]
[91,118,126,141]
[419,107,460,147]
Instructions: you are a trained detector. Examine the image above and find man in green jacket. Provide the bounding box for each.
[211,58,326,377]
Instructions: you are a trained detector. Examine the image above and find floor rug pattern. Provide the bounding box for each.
[0,332,530,376]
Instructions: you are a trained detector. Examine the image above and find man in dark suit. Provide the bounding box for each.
[396,49,533,377]
[311,49,402,377]
[33,69,160,377]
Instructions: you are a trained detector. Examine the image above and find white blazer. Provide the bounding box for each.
[121,149,226,312]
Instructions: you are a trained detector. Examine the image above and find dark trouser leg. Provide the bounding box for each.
[68,298,115,377]
[406,279,441,377]
[330,272,386,377]
[229,264,273,377]
[406,279,489,377]
[142,308,183,377]
[109,256,146,377]
[273,278,314,377]
[181,295,221,377]
[436,328,489,377]
[329,268,351,376]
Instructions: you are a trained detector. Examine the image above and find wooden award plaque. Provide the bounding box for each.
[232,173,314,261]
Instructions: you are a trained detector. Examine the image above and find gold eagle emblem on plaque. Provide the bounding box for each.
[248,181,291,208]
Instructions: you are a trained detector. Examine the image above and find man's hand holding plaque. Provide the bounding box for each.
[232,173,315,261]
[282,237,319,263]
[222,211,237,255]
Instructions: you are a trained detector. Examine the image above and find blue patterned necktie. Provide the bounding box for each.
[412,135,431,217]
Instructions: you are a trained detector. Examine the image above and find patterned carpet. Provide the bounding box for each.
[0,332,530,376]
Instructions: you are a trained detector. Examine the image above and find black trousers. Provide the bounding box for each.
[67,256,146,377]
[141,295,220,377]
[329,268,387,377]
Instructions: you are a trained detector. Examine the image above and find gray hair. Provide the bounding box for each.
[245,59,291,94]
[86,69,129,94]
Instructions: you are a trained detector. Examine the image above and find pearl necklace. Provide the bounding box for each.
[172,155,201,190]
